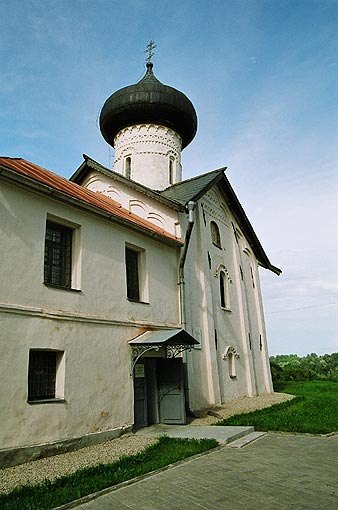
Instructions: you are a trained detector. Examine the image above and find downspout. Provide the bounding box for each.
[179,201,196,328]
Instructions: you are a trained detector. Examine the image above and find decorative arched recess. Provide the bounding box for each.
[129,200,147,219]
[85,176,106,193]
[85,177,121,201]
[222,346,240,360]
[104,185,121,201]
[222,346,240,379]
[147,212,165,228]
[213,264,232,283]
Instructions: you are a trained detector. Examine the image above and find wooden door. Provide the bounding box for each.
[157,358,186,424]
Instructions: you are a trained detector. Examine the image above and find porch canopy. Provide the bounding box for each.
[129,328,199,373]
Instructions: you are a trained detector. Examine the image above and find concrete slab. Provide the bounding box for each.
[135,424,254,444]
[227,430,267,448]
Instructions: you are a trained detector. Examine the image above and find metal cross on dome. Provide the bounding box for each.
[145,40,156,63]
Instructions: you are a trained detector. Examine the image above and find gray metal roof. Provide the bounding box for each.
[129,328,199,345]
[70,156,281,275]
[160,168,225,205]
[161,168,281,275]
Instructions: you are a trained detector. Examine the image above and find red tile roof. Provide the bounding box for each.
[0,157,182,244]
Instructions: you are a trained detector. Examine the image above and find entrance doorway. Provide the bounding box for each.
[133,358,186,429]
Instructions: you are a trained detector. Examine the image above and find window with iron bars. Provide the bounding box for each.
[28,350,57,401]
[44,221,72,288]
[125,246,140,301]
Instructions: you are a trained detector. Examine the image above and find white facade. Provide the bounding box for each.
[0,174,180,464]
[0,63,280,466]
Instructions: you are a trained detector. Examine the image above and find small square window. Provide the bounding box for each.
[28,350,64,402]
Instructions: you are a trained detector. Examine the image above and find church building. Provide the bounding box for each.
[0,54,281,466]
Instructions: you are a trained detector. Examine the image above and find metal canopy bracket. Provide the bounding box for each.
[130,343,195,376]
[131,344,162,375]
[166,344,193,358]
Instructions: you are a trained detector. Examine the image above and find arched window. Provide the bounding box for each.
[220,270,229,309]
[210,221,221,248]
[125,156,131,179]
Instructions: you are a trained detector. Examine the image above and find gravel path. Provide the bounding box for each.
[0,392,293,495]
[188,391,294,425]
[0,435,156,495]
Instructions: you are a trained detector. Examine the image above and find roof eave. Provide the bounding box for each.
[0,165,183,248]
[219,175,282,276]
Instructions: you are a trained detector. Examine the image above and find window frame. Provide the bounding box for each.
[169,157,175,185]
[220,270,230,310]
[27,349,65,404]
[210,221,221,249]
[44,216,81,291]
[125,244,148,303]
[125,156,131,179]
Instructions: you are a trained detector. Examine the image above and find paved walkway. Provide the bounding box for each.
[68,433,338,510]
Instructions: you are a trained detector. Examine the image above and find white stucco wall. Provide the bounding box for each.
[0,180,180,449]
[183,185,273,412]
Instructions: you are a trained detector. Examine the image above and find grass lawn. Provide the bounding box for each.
[0,436,218,510]
[215,380,338,435]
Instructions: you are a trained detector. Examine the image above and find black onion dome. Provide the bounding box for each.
[99,62,197,149]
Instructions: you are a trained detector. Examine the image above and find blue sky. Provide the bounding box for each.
[1,0,337,356]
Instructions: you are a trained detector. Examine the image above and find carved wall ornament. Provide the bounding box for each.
[213,264,232,283]
[205,189,221,206]
[202,202,229,226]
[222,346,240,360]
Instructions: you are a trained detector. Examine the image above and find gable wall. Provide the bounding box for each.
[183,185,273,411]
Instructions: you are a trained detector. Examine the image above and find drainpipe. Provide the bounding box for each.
[178,200,196,328]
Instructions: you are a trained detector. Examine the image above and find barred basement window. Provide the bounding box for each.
[28,350,65,402]
[44,221,72,289]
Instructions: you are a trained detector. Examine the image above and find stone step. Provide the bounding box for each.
[135,424,254,444]
[227,431,267,448]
